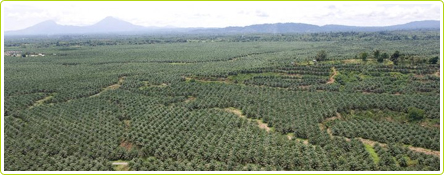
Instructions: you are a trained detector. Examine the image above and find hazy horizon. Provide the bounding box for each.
[4,16,441,32]
[3,1,441,31]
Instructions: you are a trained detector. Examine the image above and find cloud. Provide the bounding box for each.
[255,10,269,18]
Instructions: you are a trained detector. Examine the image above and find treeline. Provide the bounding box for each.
[5,30,439,48]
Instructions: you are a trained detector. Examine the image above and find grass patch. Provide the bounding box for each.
[112,160,130,171]
[29,93,56,109]
[364,144,380,164]
[139,81,150,90]
[123,120,130,127]
[319,60,342,64]
[293,61,316,65]
[420,118,440,128]
[35,95,54,105]
[340,58,381,65]
[286,133,294,140]
[406,157,418,166]
[342,59,363,64]
[384,60,394,66]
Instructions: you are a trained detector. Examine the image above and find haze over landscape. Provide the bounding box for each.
[4,16,441,36]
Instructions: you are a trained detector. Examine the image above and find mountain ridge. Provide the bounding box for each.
[5,17,440,36]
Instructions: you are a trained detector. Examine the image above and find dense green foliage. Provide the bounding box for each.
[429,56,439,64]
[331,119,439,150]
[4,30,440,171]
[408,107,426,121]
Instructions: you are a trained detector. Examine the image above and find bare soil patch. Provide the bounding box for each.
[287,133,294,140]
[257,120,271,132]
[414,74,425,78]
[108,84,121,90]
[358,138,385,147]
[112,161,130,171]
[29,93,56,109]
[298,85,311,89]
[119,140,134,151]
[324,113,341,122]
[342,59,362,64]
[321,112,342,123]
[112,162,129,165]
[408,146,440,157]
[419,121,440,129]
[325,128,333,138]
[326,67,337,84]
[336,112,342,119]
[296,138,309,145]
[224,107,272,132]
[189,77,232,84]
[117,76,125,85]
[320,112,342,138]
[91,76,126,97]
[224,107,245,118]
[184,96,196,103]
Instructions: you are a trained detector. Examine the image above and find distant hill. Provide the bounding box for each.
[383,20,440,30]
[194,20,440,34]
[202,23,321,33]
[5,17,440,36]
[321,20,441,32]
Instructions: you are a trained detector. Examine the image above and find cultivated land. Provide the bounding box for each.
[3,31,441,171]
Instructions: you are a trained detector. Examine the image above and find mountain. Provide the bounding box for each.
[5,17,148,35]
[195,23,321,34]
[5,17,440,36]
[194,20,440,34]
[320,20,440,32]
[384,20,440,30]
[86,16,146,33]
[5,20,79,35]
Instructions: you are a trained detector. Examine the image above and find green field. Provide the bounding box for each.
[4,31,440,171]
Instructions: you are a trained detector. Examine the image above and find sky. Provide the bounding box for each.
[2,1,442,31]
